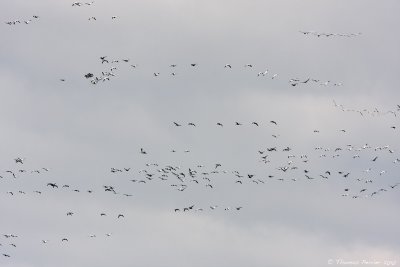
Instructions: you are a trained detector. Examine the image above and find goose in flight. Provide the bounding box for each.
[217,122,223,127]
[47,183,58,188]
[6,170,16,178]
[224,64,232,68]
[140,148,147,154]
[173,122,181,126]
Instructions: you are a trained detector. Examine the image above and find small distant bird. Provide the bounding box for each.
[117,214,124,218]
[14,157,25,164]
[224,64,232,68]
[47,183,58,188]
[140,148,147,154]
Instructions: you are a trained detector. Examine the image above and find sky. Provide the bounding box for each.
[0,0,400,266]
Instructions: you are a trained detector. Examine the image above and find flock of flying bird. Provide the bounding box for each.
[299,30,362,38]
[333,100,400,118]
[2,0,399,263]
[4,15,39,25]
[3,125,398,257]
[81,56,342,88]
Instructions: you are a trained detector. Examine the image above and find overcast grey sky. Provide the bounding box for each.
[1,0,399,267]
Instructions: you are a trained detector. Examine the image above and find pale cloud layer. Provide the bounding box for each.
[0,0,399,266]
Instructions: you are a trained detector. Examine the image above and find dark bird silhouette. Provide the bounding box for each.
[47,183,58,188]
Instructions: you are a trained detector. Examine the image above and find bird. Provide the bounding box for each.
[224,64,232,68]
[117,214,124,218]
[47,183,58,188]
[6,170,16,178]
[140,148,147,154]
[14,157,25,164]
